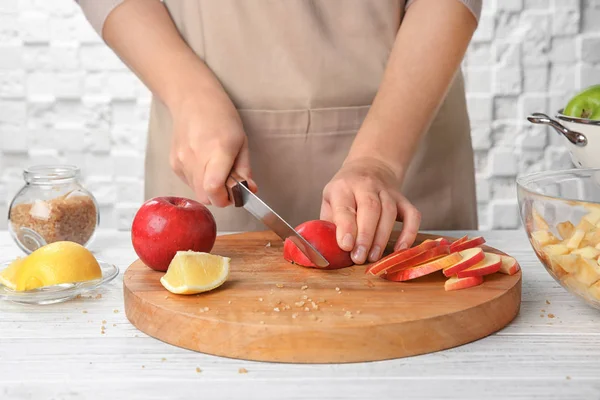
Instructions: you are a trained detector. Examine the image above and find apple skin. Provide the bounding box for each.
[499,255,521,275]
[383,252,463,282]
[366,240,440,275]
[444,275,484,291]
[131,196,217,272]
[449,235,469,252]
[450,236,486,253]
[563,84,600,120]
[442,247,485,277]
[283,220,353,269]
[383,245,451,275]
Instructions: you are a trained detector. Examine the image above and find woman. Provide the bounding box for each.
[77,0,481,265]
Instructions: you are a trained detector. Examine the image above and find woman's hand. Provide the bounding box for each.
[169,91,257,207]
[320,157,421,265]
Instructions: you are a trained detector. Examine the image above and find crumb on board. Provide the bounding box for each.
[228,300,232,304]
[566,376,571,380]
[335,287,340,291]
[304,307,310,312]
[82,310,87,314]
[308,314,318,321]
[302,295,308,300]
[274,307,280,312]
[344,311,353,319]
[546,300,551,305]
[196,367,202,373]
[95,294,102,299]
[258,297,263,302]
[239,368,248,374]
[541,309,545,313]
[276,283,284,288]
[311,302,318,310]
[102,320,106,325]
[265,242,271,248]
[301,285,308,290]
[295,301,305,307]
[161,358,167,362]
[292,313,299,319]
[260,321,265,324]
[284,305,290,310]
[113,309,119,314]
[356,310,361,314]
[548,313,555,319]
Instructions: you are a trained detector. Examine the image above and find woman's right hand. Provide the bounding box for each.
[168,89,257,207]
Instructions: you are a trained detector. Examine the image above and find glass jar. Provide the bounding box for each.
[7,165,100,254]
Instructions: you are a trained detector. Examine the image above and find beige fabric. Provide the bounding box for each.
[145,0,478,231]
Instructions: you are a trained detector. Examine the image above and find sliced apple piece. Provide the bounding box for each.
[533,209,550,231]
[542,243,570,257]
[365,240,440,275]
[583,209,600,225]
[444,275,484,291]
[531,230,559,247]
[449,235,468,252]
[384,245,451,275]
[566,229,585,249]
[383,252,463,282]
[442,248,485,277]
[434,237,450,246]
[498,255,520,275]
[575,257,600,286]
[557,221,576,240]
[456,252,501,278]
[450,236,486,253]
[571,246,600,259]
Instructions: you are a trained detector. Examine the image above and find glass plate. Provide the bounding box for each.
[0,260,119,305]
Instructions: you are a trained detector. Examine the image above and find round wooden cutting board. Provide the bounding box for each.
[123,232,521,364]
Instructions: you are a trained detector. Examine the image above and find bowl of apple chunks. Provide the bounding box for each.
[517,168,600,309]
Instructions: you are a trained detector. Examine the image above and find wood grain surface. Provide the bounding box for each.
[123,231,522,363]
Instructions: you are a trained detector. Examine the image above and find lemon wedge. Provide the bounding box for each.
[13,241,102,291]
[0,257,25,290]
[160,251,230,295]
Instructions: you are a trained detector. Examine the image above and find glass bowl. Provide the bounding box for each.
[517,168,600,309]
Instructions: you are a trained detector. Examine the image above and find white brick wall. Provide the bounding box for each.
[0,0,597,231]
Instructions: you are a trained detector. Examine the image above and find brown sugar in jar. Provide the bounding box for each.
[8,165,100,254]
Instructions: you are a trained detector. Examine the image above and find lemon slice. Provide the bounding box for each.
[0,257,25,290]
[14,241,102,292]
[160,251,230,295]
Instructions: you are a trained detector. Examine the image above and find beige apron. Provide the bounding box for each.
[145,0,478,232]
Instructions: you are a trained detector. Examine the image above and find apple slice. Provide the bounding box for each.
[449,235,469,252]
[435,237,451,246]
[456,252,502,278]
[442,248,485,277]
[498,255,520,275]
[383,245,451,275]
[365,240,440,275]
[449,236,485,253]
[383,252,463,282]
[444,275,484,291]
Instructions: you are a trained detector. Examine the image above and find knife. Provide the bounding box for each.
[225,173,330,268]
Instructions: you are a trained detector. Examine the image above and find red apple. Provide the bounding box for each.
[444,275,484,291]
[449,235,469,252]
[383,252,463,282]
[365,240,440,275]
[450,236,486,252]
[283,220,353,269]
[131,196,217,272]
[383,245,451,275]
[499,255,521,275]
[442,248,485,277]
[456,252,501,278]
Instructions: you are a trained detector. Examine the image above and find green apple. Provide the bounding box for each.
[564,85,600,120]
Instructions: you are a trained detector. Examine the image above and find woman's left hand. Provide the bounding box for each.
[320,157,421,265]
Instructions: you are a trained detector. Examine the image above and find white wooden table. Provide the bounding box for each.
[1,229,599,400]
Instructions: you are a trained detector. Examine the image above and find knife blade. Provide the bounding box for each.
[225,174,330,268]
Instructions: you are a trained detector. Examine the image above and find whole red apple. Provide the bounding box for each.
[131,196,217,271]
[283,220,353,269]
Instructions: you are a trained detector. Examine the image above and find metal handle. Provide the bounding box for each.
[527,113,588,147]
[226,172,249,207]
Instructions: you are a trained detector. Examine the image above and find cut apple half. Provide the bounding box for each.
[444,275,484,291]
[365,240,440,275]
[449,235,469,252]
[498,255,520,275]
[383,252,463,282]
[456,252,501,278]
[449,236,485,253]
[442,247,485,277]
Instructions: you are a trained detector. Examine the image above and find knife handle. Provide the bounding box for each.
[226,172,249,208]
